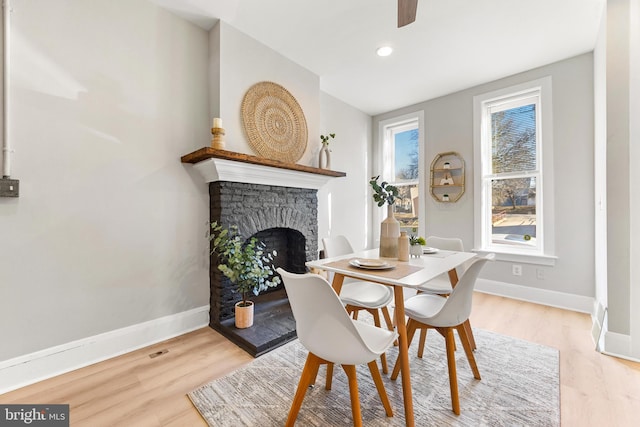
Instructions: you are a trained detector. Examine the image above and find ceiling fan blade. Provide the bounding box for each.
[398,0,418,27]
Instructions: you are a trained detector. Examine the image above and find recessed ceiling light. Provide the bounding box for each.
[376,46,393,57]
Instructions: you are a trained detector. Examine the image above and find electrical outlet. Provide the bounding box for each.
[512,264,522,276]
[536,268,545,280]
[0,178,19,197]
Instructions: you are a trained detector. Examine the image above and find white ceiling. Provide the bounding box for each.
[150,0,605,116]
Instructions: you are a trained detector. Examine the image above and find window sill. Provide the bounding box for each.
[471,248,557,266]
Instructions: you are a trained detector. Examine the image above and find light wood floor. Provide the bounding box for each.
[2,292,639,426]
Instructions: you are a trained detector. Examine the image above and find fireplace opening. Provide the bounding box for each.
[214,227,306,318]
[255,227,307,276]
[211,228,307,357]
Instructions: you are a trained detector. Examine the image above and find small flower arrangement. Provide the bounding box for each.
[409,235,426,246]
[320,133,336,146]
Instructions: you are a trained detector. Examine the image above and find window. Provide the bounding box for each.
[473,77,556,265]
[377,112,424,236]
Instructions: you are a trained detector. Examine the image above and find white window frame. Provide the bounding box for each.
[374,111,425,245]
[473,77,557,266]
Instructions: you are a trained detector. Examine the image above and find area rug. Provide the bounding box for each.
[189,329,559,426]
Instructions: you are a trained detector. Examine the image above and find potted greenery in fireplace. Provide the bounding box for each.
[208,221,281,328]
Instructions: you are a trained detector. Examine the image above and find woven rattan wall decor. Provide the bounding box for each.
[241,81,308,163]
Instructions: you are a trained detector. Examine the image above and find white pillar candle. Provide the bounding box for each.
[213,118,222,128]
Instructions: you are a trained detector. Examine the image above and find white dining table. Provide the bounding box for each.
[306,247,477,427]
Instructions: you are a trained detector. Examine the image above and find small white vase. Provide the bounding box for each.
[319,144,331,169]
[235,301,254,328]
[410,244,423,257]
[380,204,400,258]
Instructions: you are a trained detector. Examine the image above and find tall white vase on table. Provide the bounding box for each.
[380,204,400,258]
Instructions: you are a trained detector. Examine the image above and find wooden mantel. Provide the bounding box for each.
[181,147,346,189]
[181,147,346,178]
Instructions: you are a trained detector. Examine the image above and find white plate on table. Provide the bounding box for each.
[349,258,395,270]
[422,247,439,254]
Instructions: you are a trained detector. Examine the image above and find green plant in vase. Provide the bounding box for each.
[208,222,281,328]
[369,175,401,258]
[319,133,336,169]
[409,235,426,257]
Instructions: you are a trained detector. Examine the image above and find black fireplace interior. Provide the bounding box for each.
[209,181,318,357]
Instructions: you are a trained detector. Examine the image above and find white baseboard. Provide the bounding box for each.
[475,278,595,314]
[0,306,209,395]
[477,280,640,361]
[602,330,640,362]
[589,304,640,362]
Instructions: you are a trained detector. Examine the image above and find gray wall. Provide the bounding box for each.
[605,0,632,336]
[212,21,320,167]
[317,92,373,251]
[629,0,640,358]
[0,0,211,360]
[600,0,640,358]
[374,53,596,299]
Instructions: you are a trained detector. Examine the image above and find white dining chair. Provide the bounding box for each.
[414,236,478,354]
[390,254,494,415]
[277,268,398,427]
[322,235,395,373]
[416,236,467,295]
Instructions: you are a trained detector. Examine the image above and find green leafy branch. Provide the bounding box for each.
[369,175,399,206]
[208,222,281,306]
[320,133,336,146]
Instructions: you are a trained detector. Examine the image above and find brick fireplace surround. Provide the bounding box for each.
[181,148,345,356]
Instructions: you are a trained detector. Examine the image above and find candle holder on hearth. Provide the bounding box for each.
[211,127,226,150]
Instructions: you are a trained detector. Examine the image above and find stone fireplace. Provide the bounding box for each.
[209,181,316,355]
[181,148,345,357]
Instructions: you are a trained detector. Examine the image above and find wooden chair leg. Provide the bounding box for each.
[381,306,394,331]
[436,327,456,351]
[342,365,363,427]
[286,353,322,427]
[370,309,389,374]
[463,319,477,350]
[325,363,334,390]
[367,360,393,417]
[391,318,419,380]
[417,327,428,358]
[379,351,389,375]
[391,351,401,380]
[456,324,481,380]
[371,307,382,329]
[346,305,357,318]
[385,306,400,347]
[309,356,323,386]
[444,328,460,415]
